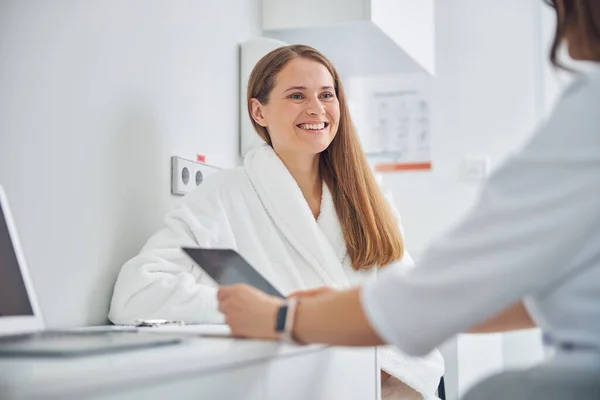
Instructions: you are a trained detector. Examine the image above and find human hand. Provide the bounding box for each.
[217,284,285,340]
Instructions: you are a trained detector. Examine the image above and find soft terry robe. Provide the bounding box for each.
[109,145,444,399]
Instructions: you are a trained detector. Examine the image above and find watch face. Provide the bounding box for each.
[275,304,288,333]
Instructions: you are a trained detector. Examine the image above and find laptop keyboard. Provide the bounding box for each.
[0,330,183,357]
[0,330,128,343]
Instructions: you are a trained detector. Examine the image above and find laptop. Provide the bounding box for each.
[0,184,183,357]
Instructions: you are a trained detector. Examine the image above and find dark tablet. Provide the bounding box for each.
[182,247,284,298]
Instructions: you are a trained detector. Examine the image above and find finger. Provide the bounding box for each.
[288,288,321,298]
[230,331,245,339]
[218,299,229,314]
[227,323,244,338]
[288,292,313,299]
[316,288,336,296]
[289,289,315,297]
[218,284,245,300]
[217,286,232,301]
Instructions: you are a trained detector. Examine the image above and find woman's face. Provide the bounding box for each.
[250,57,341,158]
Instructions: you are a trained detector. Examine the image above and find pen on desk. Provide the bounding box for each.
[134,319,185,328]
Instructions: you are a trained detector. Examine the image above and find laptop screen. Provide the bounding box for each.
[0,201,34,317]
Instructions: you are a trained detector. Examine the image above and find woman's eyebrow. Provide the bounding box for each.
[284,86,306,92]
[283,85,334,93]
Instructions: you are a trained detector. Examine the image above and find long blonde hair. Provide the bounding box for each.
[247,45,403,270]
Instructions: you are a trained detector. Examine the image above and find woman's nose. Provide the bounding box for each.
[306,97,325,116]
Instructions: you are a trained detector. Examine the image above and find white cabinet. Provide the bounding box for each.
[263,0,369,31]
[262,0,435,76]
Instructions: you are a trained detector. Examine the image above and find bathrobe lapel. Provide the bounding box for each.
[244,145,350,287]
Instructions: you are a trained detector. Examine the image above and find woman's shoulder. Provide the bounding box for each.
[538,66,600,150]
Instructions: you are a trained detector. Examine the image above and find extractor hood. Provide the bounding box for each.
[261,0,436,76]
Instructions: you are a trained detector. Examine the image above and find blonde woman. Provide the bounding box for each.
[109,45,444,399]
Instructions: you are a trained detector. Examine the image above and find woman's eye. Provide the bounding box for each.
[289,93,304,100]
[321,92,335,99]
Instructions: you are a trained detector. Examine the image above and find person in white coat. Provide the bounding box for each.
[109,45,444,399]
[217,1,600,398]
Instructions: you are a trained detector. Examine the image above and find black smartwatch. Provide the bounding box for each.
[274,298,301,344]
[275,302,289,334]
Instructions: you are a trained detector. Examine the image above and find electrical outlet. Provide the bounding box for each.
[461,156,490,182]
[171,156,220,196]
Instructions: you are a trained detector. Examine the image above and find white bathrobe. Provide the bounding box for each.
[109,145,444,399]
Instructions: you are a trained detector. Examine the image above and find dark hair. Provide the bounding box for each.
[544,0,600,68]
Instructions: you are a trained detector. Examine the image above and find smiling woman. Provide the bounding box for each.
[246,45,405,270]
[109,44,444,399]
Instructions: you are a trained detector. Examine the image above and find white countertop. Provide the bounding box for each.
[0,325,325,399]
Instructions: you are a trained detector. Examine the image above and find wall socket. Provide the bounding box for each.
[171,156,220,196]
[460,156,490,182]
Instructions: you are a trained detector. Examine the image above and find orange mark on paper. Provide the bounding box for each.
[374,162,432,172]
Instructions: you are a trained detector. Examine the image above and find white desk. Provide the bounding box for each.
[0,325,379,400]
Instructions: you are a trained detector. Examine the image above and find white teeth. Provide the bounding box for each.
[300,123,325,130]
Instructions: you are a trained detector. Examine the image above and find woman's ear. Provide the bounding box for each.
[249,98,268,127]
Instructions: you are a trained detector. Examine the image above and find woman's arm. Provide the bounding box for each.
[293,292,535,343]
[218,284,382,344]
[109,194,225,325]
[293,288,384,346]
[359,76,600,356]
[468,301,535,334]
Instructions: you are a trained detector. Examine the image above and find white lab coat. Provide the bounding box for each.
[362,64,600,359]
[109,145,444,399]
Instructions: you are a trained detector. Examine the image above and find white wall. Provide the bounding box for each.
[379,0,542,251]
[0,0,260,328]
